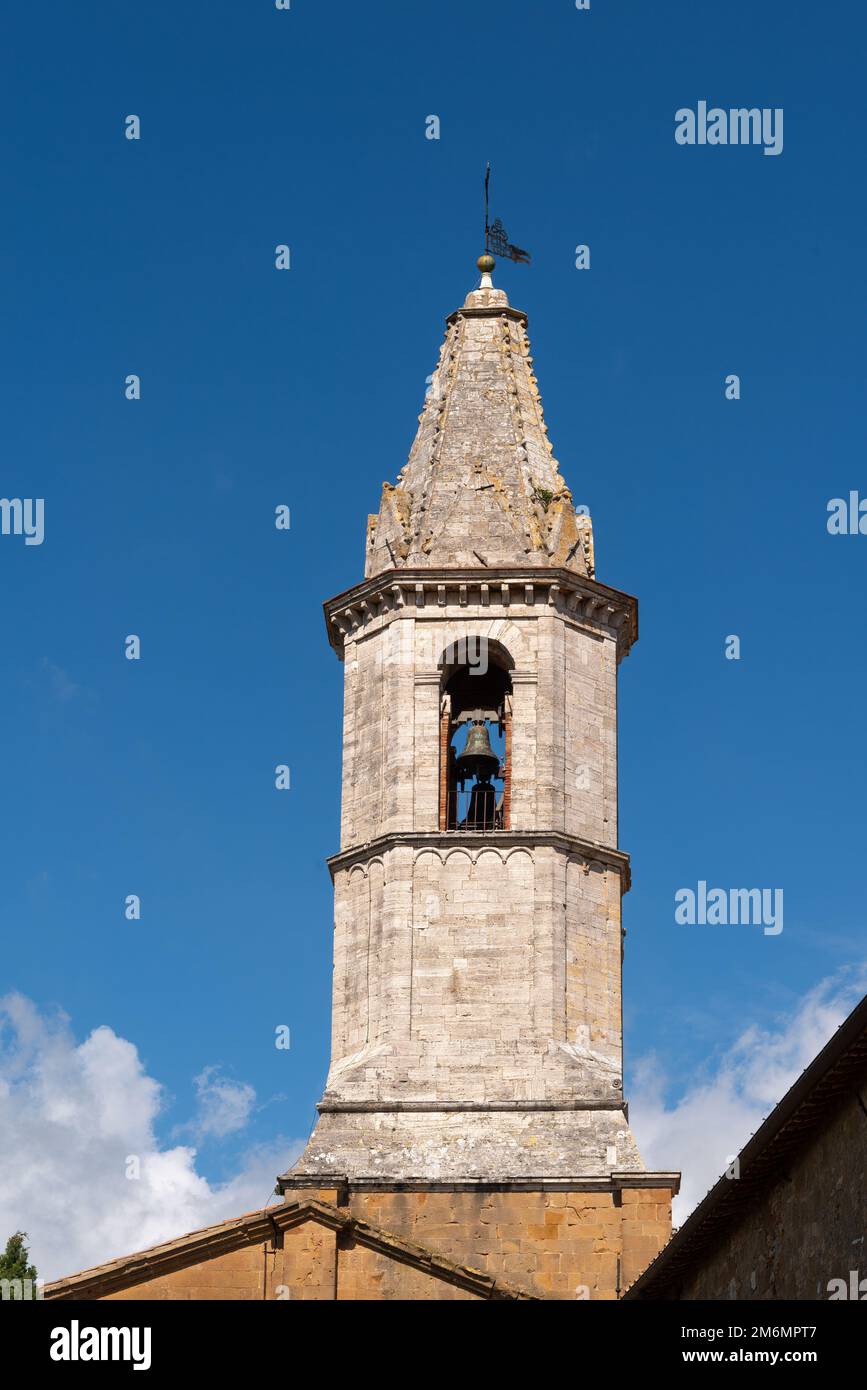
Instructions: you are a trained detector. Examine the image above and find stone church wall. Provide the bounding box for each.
[103,1219,336,1301]
[676,1075,867,1300]
[98,1186,671,1301]
[339,1184,669,1301]
[341,1186,671,1300]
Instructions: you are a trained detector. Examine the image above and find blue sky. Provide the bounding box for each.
[2,0,866,1271]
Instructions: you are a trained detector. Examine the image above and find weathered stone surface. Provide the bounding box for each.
[292,1109,644,1182]
[293,269,664,1198]
[45,1197,541,1302]
[45,268,676,1301]
[365,280,594,578]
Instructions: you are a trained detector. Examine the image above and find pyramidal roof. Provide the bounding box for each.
[365,264,595,579]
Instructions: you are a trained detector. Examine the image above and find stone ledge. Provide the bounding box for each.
[446,304,529,326]
[327,828,631,892]
[323,565,639,662]
[277,1174,682,1196]
[317,1100,628,1114]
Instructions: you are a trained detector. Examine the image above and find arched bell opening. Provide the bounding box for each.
[438,640,513,832]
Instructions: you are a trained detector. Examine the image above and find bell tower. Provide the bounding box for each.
[280,258,678,1298]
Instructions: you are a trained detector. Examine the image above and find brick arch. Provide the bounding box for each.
[347,856,386,882]
[437,627,519,834]
[414,848,445,868]
[475,847,507,867]
[442,847,474,867]
[480,618,533,671]
[503,846,534,866]
[431,618,533,675]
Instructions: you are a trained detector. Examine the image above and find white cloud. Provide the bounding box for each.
[182,1066,257,1141]
[8,971,862,1284]
[0,994,303,1281]
[630,966,867,1225]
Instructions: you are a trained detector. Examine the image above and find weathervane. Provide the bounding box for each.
[482,162,531,266]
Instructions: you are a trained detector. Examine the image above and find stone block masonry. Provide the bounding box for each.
[46,264,678,1302]
[282,264,678,1294]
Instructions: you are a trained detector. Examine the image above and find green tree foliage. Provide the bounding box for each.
[0,1231,38,1285]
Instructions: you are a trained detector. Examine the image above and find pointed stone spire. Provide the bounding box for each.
[365,258,595,578]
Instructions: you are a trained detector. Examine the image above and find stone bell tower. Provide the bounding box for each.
[280,258,678,1299]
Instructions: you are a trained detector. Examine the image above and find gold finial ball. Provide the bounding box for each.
[477,253,496,274]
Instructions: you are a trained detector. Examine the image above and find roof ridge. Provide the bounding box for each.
[624,990,867,1299]
[44,1196,537,1301]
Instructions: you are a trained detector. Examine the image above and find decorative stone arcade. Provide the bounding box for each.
[279,261,678,1298]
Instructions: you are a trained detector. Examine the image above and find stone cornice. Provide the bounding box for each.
[278,1174,682,1196]
[326,829,631,892]
[318,1100,628,1114]
[323,566,638,662]
[446,303,528,326]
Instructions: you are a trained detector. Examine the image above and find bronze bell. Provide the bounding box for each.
[456,721,499,784]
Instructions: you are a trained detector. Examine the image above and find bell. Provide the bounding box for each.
[456,721,499,784]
